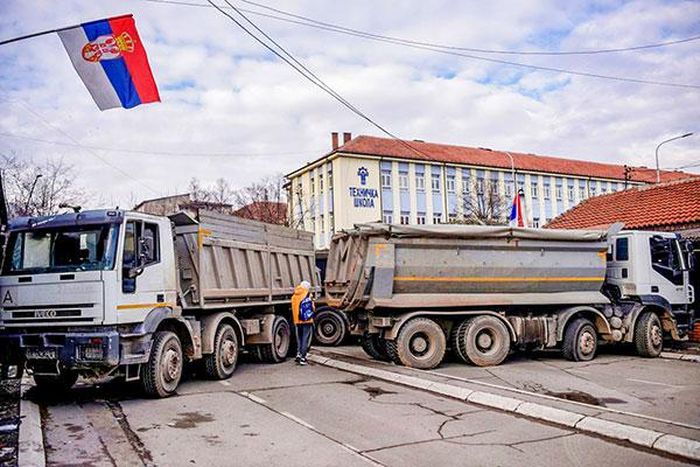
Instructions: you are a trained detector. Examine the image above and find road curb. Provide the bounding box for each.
[660,351,700,363]
[309,353,700,462]
[18,378,45,467]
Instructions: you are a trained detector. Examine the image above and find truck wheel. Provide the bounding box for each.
[314,309,347,346]
[141,331,183,398]
[259,316,291,363]
[451,319,470,364]
[383,339,400,364]
[203,323,239,379]
[33,370,78,393]
[634,312,663,358]
[396,318,446,369]
[456,316,510,367]
[562,318,597,362]
[360,333,389,361]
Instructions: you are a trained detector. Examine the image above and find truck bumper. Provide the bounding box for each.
[0,330,121,372]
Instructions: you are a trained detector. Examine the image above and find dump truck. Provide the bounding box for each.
[324,223,695,369]
[0,209,319,396]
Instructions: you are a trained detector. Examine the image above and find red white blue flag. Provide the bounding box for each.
[509,191,525,227]
[58,15,159,110]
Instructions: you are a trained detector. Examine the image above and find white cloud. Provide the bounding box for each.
[0,0,697,209]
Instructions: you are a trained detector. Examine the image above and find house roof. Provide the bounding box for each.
[234,201,287,224]
[545,177,700,230]
[308,135,691,183]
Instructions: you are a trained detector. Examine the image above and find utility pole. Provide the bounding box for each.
[655,133,693,182]
[24,174,43,215]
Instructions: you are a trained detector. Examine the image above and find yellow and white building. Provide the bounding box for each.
[286,133,687,249]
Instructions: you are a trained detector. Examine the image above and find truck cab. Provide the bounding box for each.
[0,210,179,387]
[606,230,695,335]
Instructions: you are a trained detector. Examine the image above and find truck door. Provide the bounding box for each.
[118,219,168,323]
[648,235,687,305]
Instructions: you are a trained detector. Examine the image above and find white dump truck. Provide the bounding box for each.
[324,223,695,369]
[0,209,319,397]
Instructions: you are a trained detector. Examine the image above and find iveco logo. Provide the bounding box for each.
[34,310,57,318]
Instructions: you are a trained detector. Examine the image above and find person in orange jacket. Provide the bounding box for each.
[291,280,315,365]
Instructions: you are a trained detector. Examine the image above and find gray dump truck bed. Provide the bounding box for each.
[325,223,612,311]
[171,210,319,310]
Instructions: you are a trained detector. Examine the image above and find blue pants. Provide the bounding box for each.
[295,323,313,359]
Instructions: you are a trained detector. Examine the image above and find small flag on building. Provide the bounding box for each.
[509,191,525,227]
[57,15,159,110]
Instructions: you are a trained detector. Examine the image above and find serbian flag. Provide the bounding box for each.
[509,191,525,227]
[57,15,159,110]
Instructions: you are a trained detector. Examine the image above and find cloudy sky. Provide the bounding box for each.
[0,0,698,208]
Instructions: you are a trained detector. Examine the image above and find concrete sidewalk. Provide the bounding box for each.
[310,348,700,462]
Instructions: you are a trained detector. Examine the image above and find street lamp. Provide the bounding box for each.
[25,174,43,214]
[504,151,516,195]
[656,133,693,182]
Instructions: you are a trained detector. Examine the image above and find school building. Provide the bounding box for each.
[286,133,691,249]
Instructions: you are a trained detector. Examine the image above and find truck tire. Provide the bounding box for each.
[33,370,78,393]
[451,319,470,364]
[634,311,663,358]
[360,333,389,361]
[383,339,400,364]
[259,316,291,363]
[203,323,239,379]
[314,308,347,346]
[562,318,597,362]
[395,318,446,369]
[141,331,183,398]
[456,316,510,367]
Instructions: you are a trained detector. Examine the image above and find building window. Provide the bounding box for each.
[532,218,540,228]
[381,170,391,188]
[319,174,324,193]
[382,212,393,224]
[416,173,425,191]
[431,174,441,192]
[446,176,456,193]
[319,214,324,233]
[399,172,409,190]
[568,185,575,200]
[417,213,426,224]
[476,178,484,194]
[327,170,333,187]
[579,186,586,199]
[462,176,471,194]
[543,184,551,200]
[601,185,608,194]
[590,186,597,197]
[489,180,498,195]
[448,213,457,223]
[505,182,514,198]
[329,213,335,233]
[531,181,539,198]
[555,185,562,201]
[400,212,410,225]
[310,177,315,195]
[433,214,442,224]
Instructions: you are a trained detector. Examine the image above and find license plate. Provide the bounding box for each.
[25,348,57,360]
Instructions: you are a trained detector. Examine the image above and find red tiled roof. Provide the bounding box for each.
[234,201,287,225]
[546,177,700,230]
[336,135,692,183]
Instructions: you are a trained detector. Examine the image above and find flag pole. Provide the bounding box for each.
[0,14,133,46]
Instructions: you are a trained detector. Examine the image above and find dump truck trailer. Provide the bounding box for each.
[0,209,319,396]
[324,223,695,369]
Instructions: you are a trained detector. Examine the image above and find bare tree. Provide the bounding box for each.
[454,179,509,225]
[233,175,288,225]
[0,153,84,217]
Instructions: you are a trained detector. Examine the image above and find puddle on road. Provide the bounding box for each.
[169,411,215,429]
[543,390,626,407]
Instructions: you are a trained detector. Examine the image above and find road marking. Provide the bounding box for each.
[280,411,316,430]
[627,378,683,388]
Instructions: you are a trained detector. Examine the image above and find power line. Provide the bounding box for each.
[145,0,700,56]
[141,0,700,89]
[1,98,159,195]
[205,0,434,161]
[0,132,321,158]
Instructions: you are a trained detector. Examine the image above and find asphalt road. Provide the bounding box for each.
[32,350,696,467]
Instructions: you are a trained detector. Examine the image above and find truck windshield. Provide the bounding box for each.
[3,224,119,275]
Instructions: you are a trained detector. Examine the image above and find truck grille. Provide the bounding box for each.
[2,304,95,324]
